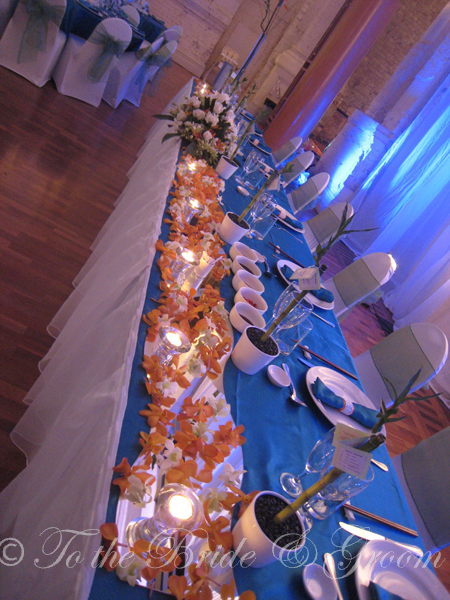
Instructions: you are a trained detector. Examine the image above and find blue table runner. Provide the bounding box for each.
[89,140,426,600]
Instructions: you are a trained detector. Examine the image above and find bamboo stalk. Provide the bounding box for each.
[260,290,307,342]
[274,433,386,523]
[230,119,255,162]
[237,169,279,223]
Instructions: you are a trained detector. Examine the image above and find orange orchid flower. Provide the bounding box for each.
[192,501,233,552]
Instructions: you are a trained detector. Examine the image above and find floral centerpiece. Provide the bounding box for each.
[155,89,238,167]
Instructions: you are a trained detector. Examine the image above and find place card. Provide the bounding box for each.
[332,423,367,447]
[291,266,321,290]
[332,442,371,479]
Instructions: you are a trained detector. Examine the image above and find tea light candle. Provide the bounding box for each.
[168,494,194,520]
[187,160,198,172]
[170,247,200,283]
[154,326,191,365]
[126,483,204,550]
[183,198,204,223]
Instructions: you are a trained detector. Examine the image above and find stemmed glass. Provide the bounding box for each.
[280,427,336,497]
[245,192,277,239]
[265,282,313,347]
[235,150,264,188]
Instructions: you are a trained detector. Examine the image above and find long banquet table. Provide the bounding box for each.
[0,79,429,600]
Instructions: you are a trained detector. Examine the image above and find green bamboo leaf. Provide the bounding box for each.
[154,114,175,121]
[161,132,180,143]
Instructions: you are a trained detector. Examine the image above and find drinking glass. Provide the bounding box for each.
[303,462,375,521]
[266,283,313,336]
[273,317,313,356]
[246,193,278,240]
[280,427,335,496]
[235,150,264,187]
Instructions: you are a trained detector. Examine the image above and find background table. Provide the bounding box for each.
[60,0,165,52]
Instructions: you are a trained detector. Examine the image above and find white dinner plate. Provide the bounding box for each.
[277,259,334,310]
[355,540,450,600]
[306,366,385,435]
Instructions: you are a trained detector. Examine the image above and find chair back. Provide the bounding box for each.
[163,25,182,42]
[283,151,314,186]
[370,322,448,397]
[332,251,392,309]
[272,136,302,168]
[120,5,139,27]
[400,427,450,550]
[288,171,330,215]
[10,0,66,63]
[84,17,132,83]
[306,199,347,244]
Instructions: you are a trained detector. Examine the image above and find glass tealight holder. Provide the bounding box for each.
[170,247,200,284]
[126,483,204,550]
[183,197,204,223]
[154,326,191,366]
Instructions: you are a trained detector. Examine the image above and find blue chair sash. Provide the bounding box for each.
[18,0,65,63]
[87,22,126,83]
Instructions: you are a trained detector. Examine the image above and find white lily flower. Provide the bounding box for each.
[157,439,182,472]
[218,462,246,487]
[186,355,207,378]
[207,395,230,422]
[116,555,148,587]
[155,379,178,398]
[199,487,227,513]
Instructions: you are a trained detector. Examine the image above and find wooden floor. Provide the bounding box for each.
[1,64,450,590]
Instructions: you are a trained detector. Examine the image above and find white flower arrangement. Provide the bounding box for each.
[155,92,237,167]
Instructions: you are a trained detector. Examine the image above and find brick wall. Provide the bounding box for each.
[311,0,449,146]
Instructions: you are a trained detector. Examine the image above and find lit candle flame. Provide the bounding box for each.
[166,332,182,347]
[168,494,194,520]
[187,161,197,172]
[181,250,196,263]
[189,199,200,209]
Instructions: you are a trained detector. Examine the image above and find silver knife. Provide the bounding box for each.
[310,311,335,328]
[339,522,424,557]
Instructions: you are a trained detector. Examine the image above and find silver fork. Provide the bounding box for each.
[282,363,307,407]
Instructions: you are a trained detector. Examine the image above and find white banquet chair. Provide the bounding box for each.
[272,136,303,168]
[102,35,163,108]
[391,427,450,553]
[0,0,20,37]
[52,17,132,107]
[120,4,140,26]
[322,251,395,321]
[0,0,67,87]
[282,151,314,187]
[162,25,182,42]
[302,201,352,253]
[123,39,177,107]
[287,171,330,216]
[354,323,448,409]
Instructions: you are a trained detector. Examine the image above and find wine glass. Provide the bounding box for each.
[265,282,313,342]
[280,427,336,497]
[235,150,264,187]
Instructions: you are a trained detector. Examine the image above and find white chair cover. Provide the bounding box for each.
[287,171,329,215]
[120,4,139,26]
[162,24,182,42]
[323,251,394,320]
[282,151,314,186]
[0,0,20,37]
[272,135,302,168]
[302,200,351,253]
[354,322,448,408]
[102,37,161,108]
[391,427,450,553]
[52,17,132,107]
[124,38,176,108]
[0,79,193,600]
[0,0,67,87]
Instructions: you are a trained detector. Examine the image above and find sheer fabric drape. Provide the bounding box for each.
[0,79,193,600]
[345,72,450,404]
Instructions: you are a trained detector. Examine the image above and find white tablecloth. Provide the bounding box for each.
[0,79,194,600]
